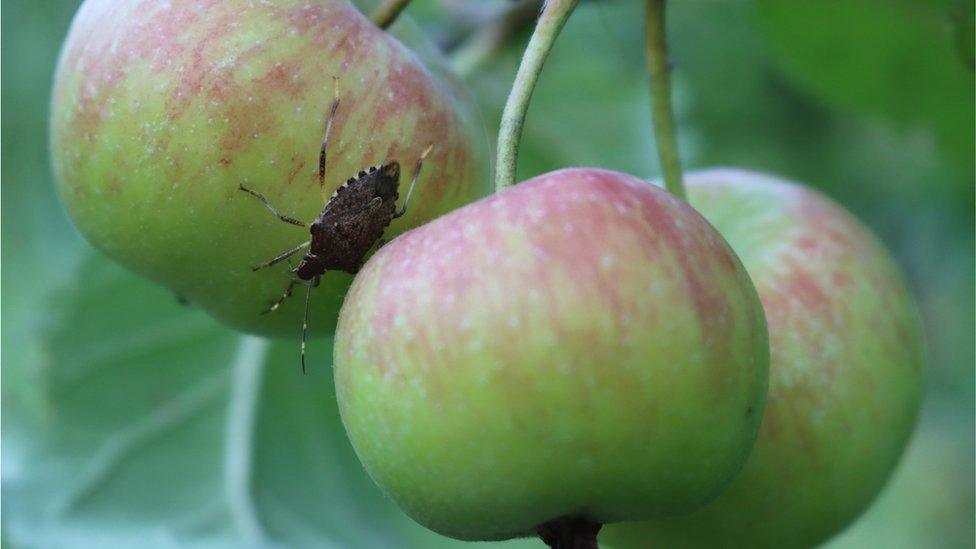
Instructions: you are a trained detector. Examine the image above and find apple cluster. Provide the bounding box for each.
[333,167,922,547]
[50,1,923,547]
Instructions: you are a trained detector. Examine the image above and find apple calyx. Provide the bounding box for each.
[537,516,602,549]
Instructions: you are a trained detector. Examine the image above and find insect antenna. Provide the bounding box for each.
[299,276,315,375]
[239,185,309,228]
[395,143,434,218]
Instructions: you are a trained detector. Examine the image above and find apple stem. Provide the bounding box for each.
[369,0,414,29]
[537,516,602,549]
[645,0,686,200]
[495,0,580,192]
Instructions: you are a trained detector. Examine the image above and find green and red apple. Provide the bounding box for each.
[603,169,924,548]
[50,0,488,336]
[333,168,769,541]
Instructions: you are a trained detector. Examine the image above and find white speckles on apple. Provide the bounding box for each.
[583,375,597,390]
[409,376,426,393]
[620,174,643,189]
[476,370,491,388]
[485,247,501,263]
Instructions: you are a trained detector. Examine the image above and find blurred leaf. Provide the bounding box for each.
[1,252,536,548]
[950,0,975,69]
[827,401,975,549]
[1,0,91,436]
[756,0,975,164]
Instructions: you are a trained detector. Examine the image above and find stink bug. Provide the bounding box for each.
[239,78,433,374]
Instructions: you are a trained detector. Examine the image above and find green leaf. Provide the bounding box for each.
[826,403,975,548]
[2,252,536,548]
[950,0,975,70]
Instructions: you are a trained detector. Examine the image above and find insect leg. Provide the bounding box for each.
[239,185,308,228]
[252,240,310,271]
[261,278,304,315]
[394,143,434,219]
[299,275,319,375]
[319,76,341,203]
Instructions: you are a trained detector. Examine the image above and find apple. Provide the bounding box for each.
[50,0,488,337]
[603,169,924,548]
[333,168,769,542]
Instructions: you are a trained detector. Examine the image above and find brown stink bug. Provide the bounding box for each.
[239,78,433,374]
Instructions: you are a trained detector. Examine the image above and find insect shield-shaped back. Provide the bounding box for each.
[307,162,404,276]
[317,162,402,223]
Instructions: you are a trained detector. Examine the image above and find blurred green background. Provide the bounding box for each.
[2,0,973,547]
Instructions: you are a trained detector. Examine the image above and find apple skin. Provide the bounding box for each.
[603,169,924,548]
[50,0,488,337]
[333,168,769,541]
